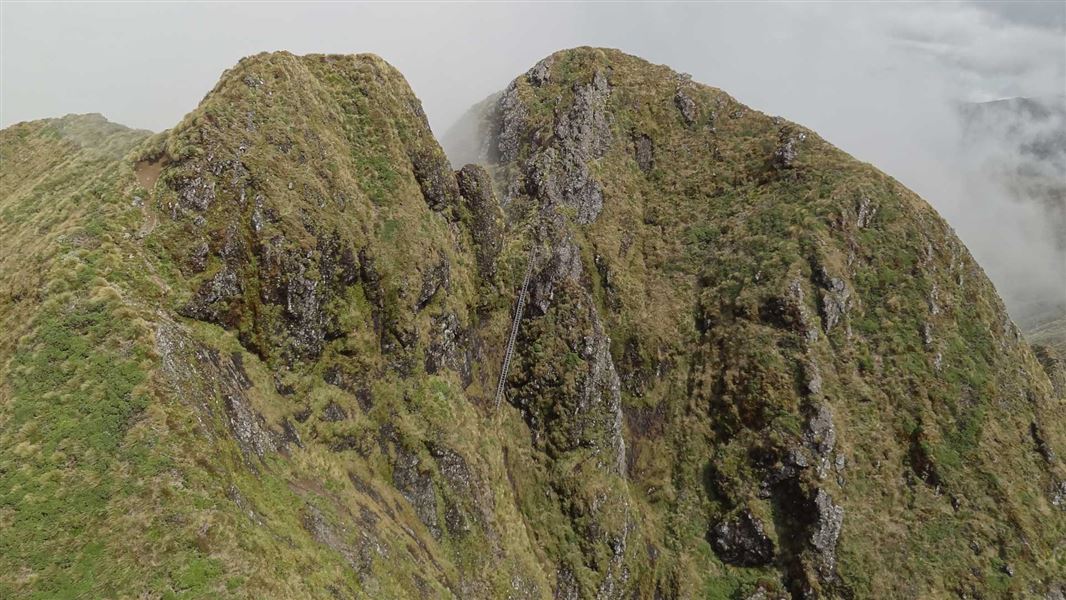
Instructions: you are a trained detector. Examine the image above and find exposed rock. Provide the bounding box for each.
[456,164,504,282]
[174,173,217,212]
[619,336,652,398]
[553,565,580,600]
[710,508,775,566]
[907,429,943,489]
[528,233,584,316]
[323,365,373,411]
[354,247,416,373]
[428,443,474,496]
[492,81,527,164]
[833,453,846,483]
[525,70,613,224]
[278,254,328,358]
[505,221,632,592]
[322,400,348,422]
[424,312,473,387]
[358,246,384,313]
[1051,479,1066,509]
[302,504,380,576]
[156,322,290,464]
[555,70,613,158]
[579,311,627,475]
[594,252,622,312]
[188,239,210,273]
[410,146,460,214]
[391,442,441,539]
[227,484,264,525]
[745,586,790,600]
[180,267,243,325]
[10,48,1065,599]
[223,389,286,460]
[814,266,851,333]
[428,443,490,538]
[927,282,941,316]
[747,584,794,600]
[522,234,626,473]
[416,254,450,310]
[442,495,470,537]
[178,211,360,363]
[922,321,934,347]
[804,403,836,478]
[803,360,823,397]
[810,489,844,578]
[855,195,877,228]
[251,194,268,233]
[522,231,625,466]
[527,56,553,86]
[280,419,303,448]
[674,88,699,126]
[772,128,807,169]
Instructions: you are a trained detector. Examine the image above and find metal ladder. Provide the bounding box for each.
[494,249,537,411]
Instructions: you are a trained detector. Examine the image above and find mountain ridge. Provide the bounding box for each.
[0,47,1063,599]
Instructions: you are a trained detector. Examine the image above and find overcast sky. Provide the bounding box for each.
[2,1,1064,311]
[3,2,1062,136]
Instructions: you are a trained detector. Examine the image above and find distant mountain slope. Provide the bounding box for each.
[957,95,1066,355]
[442,90,501,168]
[958,95,1066,248]
[1,49,1063,599]
[1017,298,1066,356]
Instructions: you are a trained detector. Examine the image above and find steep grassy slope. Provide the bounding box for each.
[0,52,535,600]
[478,48,1066,598]
[0,49,1063,600]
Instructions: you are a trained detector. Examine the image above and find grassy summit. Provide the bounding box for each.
[0,48,1062,599]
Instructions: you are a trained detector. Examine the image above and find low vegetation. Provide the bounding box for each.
[0,49,1062,598]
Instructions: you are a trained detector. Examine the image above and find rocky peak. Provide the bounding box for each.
[142,51,465,365]
[477,47,1064,598]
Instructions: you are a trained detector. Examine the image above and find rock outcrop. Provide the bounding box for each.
[710,509,775,566]
[456,164,504,284]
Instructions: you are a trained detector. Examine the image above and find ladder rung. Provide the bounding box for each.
[494,248,537,411]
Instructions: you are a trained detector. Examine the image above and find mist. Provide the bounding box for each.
[2,1,1063,319]
[954,96,1066,321]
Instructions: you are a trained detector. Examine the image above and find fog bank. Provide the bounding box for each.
[3,1,1062,318]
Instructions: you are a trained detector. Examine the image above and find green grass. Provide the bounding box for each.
[0,47,1062,600]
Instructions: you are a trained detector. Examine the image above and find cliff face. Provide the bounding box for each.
[0,49,1063,600]
[478,48,1065,599]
